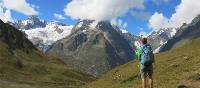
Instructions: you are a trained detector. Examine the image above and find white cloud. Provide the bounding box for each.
[31,4,40,9]
[149,12,169,30]
[131,11,151,21]
[0,3,13,22]
[2,0,38,15]
[54,13,66,20]
[111,18,129,33]
[0,9,13,22]
[110,18,117,25]
[64,0,144,21]
[149,0,200,30]
[111,18,128,29]
[152,0,171,5]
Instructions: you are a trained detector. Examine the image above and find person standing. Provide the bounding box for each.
[135,38,155,88]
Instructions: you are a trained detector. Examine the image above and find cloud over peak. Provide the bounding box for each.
[131,11,151,21]
[149,12,169,30]
[64,0,144,21]
[54,13,66,20]
[149,0,200,30]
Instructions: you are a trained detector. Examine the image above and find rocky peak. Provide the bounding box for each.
[15,15,47,30]
[72,20,119,34]
[96,21,113,31]
[71,20,95,33]
[47,19,135,76]
[27,15,40,22]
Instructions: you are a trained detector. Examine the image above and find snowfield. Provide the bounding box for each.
[23,22,73,45]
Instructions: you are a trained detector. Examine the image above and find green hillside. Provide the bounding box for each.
[0,21,96,88]
[83,38,200,88]
[0,41,96,88]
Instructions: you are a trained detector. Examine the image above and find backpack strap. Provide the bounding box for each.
[141,44,149,54]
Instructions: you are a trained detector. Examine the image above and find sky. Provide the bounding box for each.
[0,0,200,36]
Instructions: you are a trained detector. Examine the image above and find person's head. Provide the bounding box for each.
[140,38,148,44]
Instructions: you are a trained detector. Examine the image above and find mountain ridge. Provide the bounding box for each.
[10,16,73,52]
[47,20,136,76]
[160,14,200,52]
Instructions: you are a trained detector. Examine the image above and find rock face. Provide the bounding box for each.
[47,20,135,76]
[0,19,35,52]
[113,25,139,48]
[121,32,139,47]
[160,15,200,52]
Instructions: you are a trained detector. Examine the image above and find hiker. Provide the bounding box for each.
[135,38,155,88]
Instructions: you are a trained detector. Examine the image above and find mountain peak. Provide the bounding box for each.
[72,20,114,33]
[27,15,40,21]
[47,19,135,76]
[14,15,46,30]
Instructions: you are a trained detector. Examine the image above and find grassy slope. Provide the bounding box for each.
[83,38,200,88]
[0,41,96,88]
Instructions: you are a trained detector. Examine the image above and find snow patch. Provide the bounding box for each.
[160,40,164,45]
[158,29,164,35]
[23,23,73,46]
[154,40,168,53]
[120,29,128,33]
[77,21,83,28]
[170,28,177,37]
[153,46,162,53]
[89,21,98,29]
[82,29,86,33]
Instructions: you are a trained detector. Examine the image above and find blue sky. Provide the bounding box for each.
[11,0,75,24]
[0,0,184,35]
[125,0,181,35]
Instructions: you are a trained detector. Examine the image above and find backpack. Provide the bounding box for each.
[141,44,154,66]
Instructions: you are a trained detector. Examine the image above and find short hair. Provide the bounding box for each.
[141,38,147,44]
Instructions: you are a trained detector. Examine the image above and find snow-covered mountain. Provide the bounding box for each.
[10,16,137,53]
[11,15,179,53]
[148,15,200,53]
[159,14,200,52]
[14,15,47,30]
[12,16,73,52]
[148,28,178,53]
